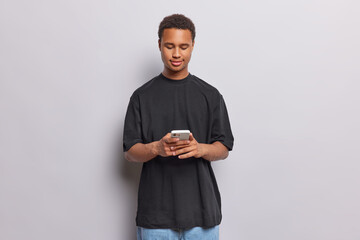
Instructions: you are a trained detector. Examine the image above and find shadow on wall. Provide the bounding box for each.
[115,131,142,240]
[115,57,160,239]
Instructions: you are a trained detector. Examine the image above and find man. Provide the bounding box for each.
[123,13,234,240]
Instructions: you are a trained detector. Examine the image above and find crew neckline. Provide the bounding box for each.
[159,72,192,84]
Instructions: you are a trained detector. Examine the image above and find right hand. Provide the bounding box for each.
[155,133,191,157]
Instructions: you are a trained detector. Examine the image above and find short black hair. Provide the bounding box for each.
[158,14,196,42]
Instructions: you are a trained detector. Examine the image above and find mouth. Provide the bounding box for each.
[170,60,183,67]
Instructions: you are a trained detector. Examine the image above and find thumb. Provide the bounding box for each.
[189,132,194,140]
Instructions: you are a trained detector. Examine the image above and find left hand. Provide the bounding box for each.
[170,133,204,159]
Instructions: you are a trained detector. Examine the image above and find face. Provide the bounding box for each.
[158,28,195,76]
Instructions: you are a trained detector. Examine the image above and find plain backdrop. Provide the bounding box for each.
[0,0,359,239]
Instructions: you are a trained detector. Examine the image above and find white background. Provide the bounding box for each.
[1,0,359,239]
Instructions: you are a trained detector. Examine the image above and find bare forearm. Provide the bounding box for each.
[200,141,229,162]
[125,140,229,162]
[124,142,159,163]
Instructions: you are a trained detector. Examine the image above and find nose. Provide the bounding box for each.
[172,47,181,58]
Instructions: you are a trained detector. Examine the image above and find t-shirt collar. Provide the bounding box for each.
[159,72,192,84]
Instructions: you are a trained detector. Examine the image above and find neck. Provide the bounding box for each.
[162,67,189,80]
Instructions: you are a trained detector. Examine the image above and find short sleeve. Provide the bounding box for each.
[210,94,234,151]
[123,93,143,152]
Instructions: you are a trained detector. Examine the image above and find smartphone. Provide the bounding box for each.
[171,130,190,140]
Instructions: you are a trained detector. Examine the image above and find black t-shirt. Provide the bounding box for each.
[123,72,234,229]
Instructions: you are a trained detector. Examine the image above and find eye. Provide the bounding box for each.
[166,46,173,49]
[181,47,188,50]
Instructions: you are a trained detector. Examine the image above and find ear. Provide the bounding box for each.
[192,40,195,47]
[158,39,161,51]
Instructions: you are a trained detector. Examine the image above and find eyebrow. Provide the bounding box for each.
[164,42,190,47]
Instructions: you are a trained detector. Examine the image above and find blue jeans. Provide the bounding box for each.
[137,225,219,240]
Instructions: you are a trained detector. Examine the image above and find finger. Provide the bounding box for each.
[173,139,190,145]
[175,146,195,156]
[166,140,189,148]
[189,132,194,140]
[165,150,175,157]
[178,151,195,159]
[165,147,176,156]
[163,132,180,143]
[170,144,189,151]
[165,136,179,144]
